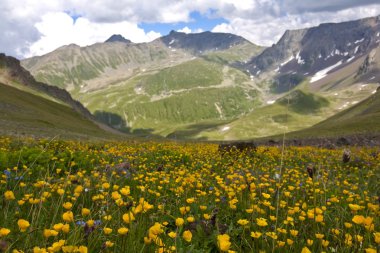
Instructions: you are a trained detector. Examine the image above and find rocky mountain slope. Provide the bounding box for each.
[20,16,380,140]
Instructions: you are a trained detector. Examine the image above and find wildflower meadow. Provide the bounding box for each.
[0,137,379,252]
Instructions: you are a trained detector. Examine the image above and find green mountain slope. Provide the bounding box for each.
[0,82,110,138]
[291,88,380,137]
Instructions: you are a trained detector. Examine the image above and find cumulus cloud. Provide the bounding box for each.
[1,0,380,58]
[213,4,380,46]
[26,12,161,57]
[177,26,204,34]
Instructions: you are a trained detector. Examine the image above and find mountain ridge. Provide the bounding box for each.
[18,16,380,140]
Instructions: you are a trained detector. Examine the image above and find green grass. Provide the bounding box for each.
[0,83,112,139]
[140,59,223,95]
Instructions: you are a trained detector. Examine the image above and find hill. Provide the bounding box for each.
[0,54,118,139]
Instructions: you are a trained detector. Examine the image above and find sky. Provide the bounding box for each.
[2,0,380,59]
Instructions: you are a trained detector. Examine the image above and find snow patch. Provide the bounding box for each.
[169,39,175,45]
[256,70,261,75]
[372,90,377,94]
[221,126,230,132]
[354,46,359,54]
[377,32,380,37]
[346,56,355,63]
[351,101,359,104]
[354,38,364,44]
[310,60,343,83]
[280,55,294,66]
[343,52,349,56]
[347,42,351,46]
[267,100,276,105]
[369,76,375,80]
[296,51,305,64]
[171,49,176,52]
[334,93,338,96]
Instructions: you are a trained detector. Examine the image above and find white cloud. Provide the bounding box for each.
[26,12,161,57]
[177,26,204,34]
[213,4,380,46]
[1,0,380,58]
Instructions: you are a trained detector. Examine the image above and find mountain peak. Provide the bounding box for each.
[105,34,131,43]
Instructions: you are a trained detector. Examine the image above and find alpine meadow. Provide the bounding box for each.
[1,2,380,253]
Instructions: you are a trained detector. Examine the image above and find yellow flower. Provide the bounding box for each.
[118,227,129,235]
[266,232,278,240]
[17,219,30,232]
[307,239,313,246]
[103,227,112,235]
[217,234,231,252]
[62,224,70,233]
[53,223,63,231]
[0,227,11,237]
[77,246,87,253]
[182,230,192,242]
[175,218,185,227]
[237,219,249,226]
[287,239,294,245]
[315,233,324,239]
[57,189,65,196]
[105,241,114,248]
[122,212,135,224]
[186,198,195,204]
[344,222,353,228]
[348,204,362,211]
[86,220,95,227]
[62,211,74,222]
[120,187,130,196]
[315,214,324,222]
[200,205,207,211]
[43,229,58,238]
[290,229,298,236]
[4,190,15,200]
[102,182,110,189]
[62,202,72,210]
[187,216,195,223]
[301,247,312,253]
[168,232,177,238]
[352,215,365,225]
[322,240,329,247]
[365,248,377,253]
[262,193,270,199]
[33,247,48,253]
[374,232,380,244]
[251,232,262,238]
[256,218,268,227]
[81,208,90,216]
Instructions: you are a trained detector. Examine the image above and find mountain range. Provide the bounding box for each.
[3,15,380,140]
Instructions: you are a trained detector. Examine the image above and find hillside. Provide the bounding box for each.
[292,87,380,138]
[0,54,118,139]
[0,83,112,138]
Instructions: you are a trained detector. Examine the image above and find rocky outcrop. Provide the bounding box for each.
[246,15,380,76]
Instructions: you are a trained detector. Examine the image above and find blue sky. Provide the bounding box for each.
[1,0,380,58]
